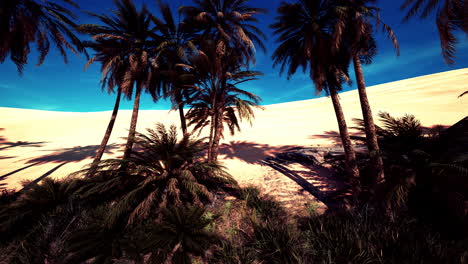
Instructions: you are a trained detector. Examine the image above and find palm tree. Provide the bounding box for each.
[401,0,468,65]
[81,38,129,174]
[79,0,162,160]
[0,178,79,244]
[75,123,237,225]
[180,0,266,66]
[64,123,235,262]
[183,42,263,162]
[181,0,266,154]
[150,1,197,135]
[140,206,221,264]
[271,0,361,195]
[335,0,400,191]
[0,0,86,74]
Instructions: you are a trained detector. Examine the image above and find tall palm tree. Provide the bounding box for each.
[150,1,197,135]
[0,0,86,74]
[401,0,468,65]
[271,0,361,195]
[180,0,266,66]
[81,38,129,173]
[79,0,162,160]
[180,0,265,161]
[335,0,400,190]
[183,42,263,162]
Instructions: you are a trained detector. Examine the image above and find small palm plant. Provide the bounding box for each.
[352,112,468,232]
[75,123,237,226]
[63,124,236,262]
[0,178,79,245]
[139,206,221,264]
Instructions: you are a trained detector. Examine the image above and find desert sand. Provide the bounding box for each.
[1,69,467,212]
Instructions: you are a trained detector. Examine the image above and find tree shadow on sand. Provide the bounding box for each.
[0,141,48,151]
[218,141,352,211]
[0,129,48,151]
[309,130,365,145]
[0,144,121,188]
[260,153,350,212]
[310,123,449,145]
[0,156,16,160]
[218,141,300,164]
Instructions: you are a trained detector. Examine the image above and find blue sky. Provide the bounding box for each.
[1,0,467,112]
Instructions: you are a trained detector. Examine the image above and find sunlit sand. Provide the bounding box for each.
[1,68,467,212]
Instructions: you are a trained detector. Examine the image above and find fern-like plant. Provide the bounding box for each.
[74,123,237,227]
[138,206,221,264]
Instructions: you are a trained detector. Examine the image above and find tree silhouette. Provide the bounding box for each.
[0,0,86,73]
[271,0,361,196]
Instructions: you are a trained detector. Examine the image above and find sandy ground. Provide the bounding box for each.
[1,69,467,213]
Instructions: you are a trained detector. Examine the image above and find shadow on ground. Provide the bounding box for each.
[218,140,351,211]
[0,128,49,151]
[218,141,300,164]
[309,130,364,145]
[1,144,121,189]
[260,153,349,212]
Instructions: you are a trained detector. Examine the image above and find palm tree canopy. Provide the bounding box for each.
[180,0,266,65]
[183,41,263,135]
[334,0,399,61]
[0,0,87,73]
[271,0,351,92]
[401,0,468,64]
[148,1,198,104]
[79,0,162,99]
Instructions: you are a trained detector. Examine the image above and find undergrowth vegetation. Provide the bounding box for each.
[0,116,466,263]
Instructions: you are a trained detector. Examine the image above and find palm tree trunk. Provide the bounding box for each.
[210,107,224,162]
[329,86,361,197]
[353,55,385,189]
[207,89,218,162]
[178,104,187,135]
[88,88,122,175]
[164,242,182,264]
[123,82,142,159]
[207,113,215,162]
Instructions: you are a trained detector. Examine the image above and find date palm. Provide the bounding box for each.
[140,206,221,264]
[181,0,266,145]
[335,0,400,192]
[401,0,468,98]
[401,0,468,65]
[82,38,130,174]
[65,124,235,263]
[183,42,263,162]
[180,0,266,65]
[150,1,197,135]
[79,0,162,160]
[271,0,361,195]
[0,0,86,74]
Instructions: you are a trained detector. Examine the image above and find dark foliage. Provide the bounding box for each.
[352,112,468,238]
[0,0,87,73]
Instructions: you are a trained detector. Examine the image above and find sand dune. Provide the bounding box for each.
[1,69,467,212]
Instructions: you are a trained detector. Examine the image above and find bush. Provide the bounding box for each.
[303,207,466,263]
